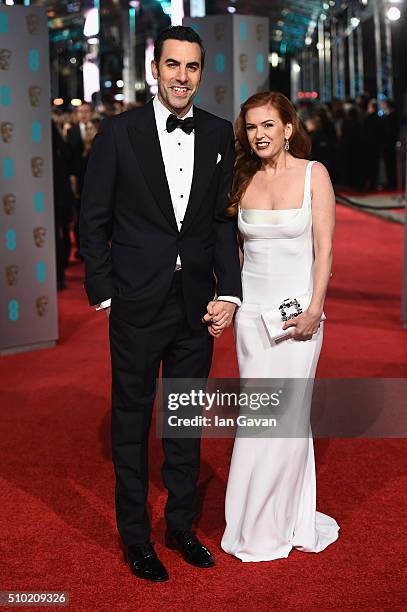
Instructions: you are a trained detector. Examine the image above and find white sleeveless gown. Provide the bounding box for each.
[221,161,339,562]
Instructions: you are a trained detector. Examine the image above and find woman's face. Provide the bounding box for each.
[245,104,292,160]
[85,122,98,140]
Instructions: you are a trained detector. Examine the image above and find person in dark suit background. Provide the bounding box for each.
[51,121,75,289]
[341,105,363,190]
[76,118,101,196]
[66,102,93,166]
[361,99,383,191]
[66,102,93,256]
[380,99,399,190]
[80,26,242,582]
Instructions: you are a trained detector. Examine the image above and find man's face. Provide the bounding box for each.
[77,104,92,124]
[151,39,202,117]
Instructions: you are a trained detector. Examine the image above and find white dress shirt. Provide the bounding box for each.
[79,121,86,141]
[154,95,194,262]
[97,96,240,310]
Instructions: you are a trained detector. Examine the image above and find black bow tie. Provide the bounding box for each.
[166,114,195,134]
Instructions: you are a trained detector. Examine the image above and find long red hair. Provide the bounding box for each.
[227,91,311,216]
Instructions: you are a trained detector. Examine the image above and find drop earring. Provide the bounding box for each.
[284,139,290,151]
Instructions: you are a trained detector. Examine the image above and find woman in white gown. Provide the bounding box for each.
[220,92,339,562]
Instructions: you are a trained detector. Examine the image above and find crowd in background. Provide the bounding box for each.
[51,101,142,289]
[299,95,400,192]
[50,95,401,290]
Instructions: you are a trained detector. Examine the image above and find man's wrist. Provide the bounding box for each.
[217,295,241,308]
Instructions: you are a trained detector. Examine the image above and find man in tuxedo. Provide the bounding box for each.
[66,102,93,166]
[80,26,242,582]
[67,102,93,256]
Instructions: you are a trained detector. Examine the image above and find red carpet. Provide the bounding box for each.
[1,204,406,611]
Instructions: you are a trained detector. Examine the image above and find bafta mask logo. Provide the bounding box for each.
[29,85,41,108]
[0,48,11,71]
[1,122,14,144]
[31,156,44,178]
[26,13,40,35]
[256,23,265,42]
[214,22,225,41]
[33,226,46,248]
[5,265,19,287]
[36,295,48,317]
[214,85,226,105]
[239,53,248,72]
[3,193,16,215]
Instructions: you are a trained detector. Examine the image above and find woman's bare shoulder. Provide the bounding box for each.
[288,157,310,174]
[310,160,331,181]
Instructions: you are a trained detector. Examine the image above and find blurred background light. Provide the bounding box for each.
[387,7,401,21]
[270,52,279,68]
[82,60,100,102]
[83,8,99,37]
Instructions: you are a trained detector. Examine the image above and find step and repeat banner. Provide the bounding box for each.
[0,6,58,354]
[184,15,269,125]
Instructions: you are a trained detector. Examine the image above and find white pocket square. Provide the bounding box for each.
[216,153,222,164]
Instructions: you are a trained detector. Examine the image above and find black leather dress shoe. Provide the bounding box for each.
[165,530,215,568]
[127,542,169,582]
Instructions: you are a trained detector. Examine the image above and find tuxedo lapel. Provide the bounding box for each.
[180,107,218,236]
[127,101,178,232]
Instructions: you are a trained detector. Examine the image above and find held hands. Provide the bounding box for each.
[282,309,322,341]
[202,300,236,338]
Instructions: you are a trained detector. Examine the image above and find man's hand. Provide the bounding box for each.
[202,300,236,337]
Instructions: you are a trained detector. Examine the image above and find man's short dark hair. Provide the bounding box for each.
[154,26,205,70]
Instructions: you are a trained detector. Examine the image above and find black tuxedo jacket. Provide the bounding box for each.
[80,100,242,329]
[66,124,84,175]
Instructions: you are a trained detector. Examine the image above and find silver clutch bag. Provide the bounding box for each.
[261,292,326,343]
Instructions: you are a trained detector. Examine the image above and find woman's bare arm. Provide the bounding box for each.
[308,162,336,317]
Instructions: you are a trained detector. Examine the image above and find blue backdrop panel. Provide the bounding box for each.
[0,6,58,353]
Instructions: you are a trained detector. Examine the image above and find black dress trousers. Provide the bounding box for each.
[109,271,214,545]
